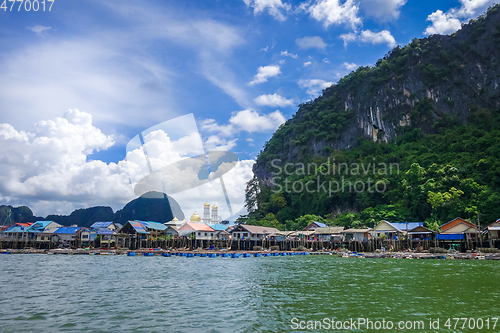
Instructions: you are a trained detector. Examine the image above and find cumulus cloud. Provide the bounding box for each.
[200,109,286,136]
[28,25,51,36]
[0,110,134,215]
[248,65,281,85]
[0,110,255,219]
[341,29,396,48]
[424,0,496,35]
[361,0,407,21]
[343,62,358,71]
[340,32,357,47]
[295,36,327,49]
[254,93,294,107]
[281,50,298,58]
[424,10,463,35]
[242,0,291,21]
[303,61,312,67]
[298,79,333,96]
[306,0,362,29]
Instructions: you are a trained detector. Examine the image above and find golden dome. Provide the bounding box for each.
[190,211,201,222]
[172,216,179,221]
[212,204,218,209]
[204,202,210,207]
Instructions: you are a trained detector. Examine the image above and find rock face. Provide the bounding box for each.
[254,6,500,184]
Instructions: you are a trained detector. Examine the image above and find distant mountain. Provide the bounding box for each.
[113,191,185,225]
[46,206,115,228]
[0,205,40,225]
[0,191,186,228]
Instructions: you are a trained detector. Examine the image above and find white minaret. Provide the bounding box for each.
[211,204,220,224]
[203,202,211,224]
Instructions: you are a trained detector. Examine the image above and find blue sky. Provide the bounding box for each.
[0,0,496,217]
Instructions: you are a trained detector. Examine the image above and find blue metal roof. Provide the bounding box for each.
[91,221,114,229]
[94,228,115,235]
[54,227,81,234]
[313,221,328,228]
[211,224,228,231]
[3,226,29,233]
[127,221,149,234]
[136,221,167,231]
[391,222,423,231]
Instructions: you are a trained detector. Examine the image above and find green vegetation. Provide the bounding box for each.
[246,107,500,230]
[247,5,500,231]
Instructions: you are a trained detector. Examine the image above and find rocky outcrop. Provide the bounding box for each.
[254,5,500,184]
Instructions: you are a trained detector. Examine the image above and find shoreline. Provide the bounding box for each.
[2,248,500,260]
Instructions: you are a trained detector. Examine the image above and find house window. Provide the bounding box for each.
[82,235,89,239]
[205,233,207,236]
[198,232,201,236]
[243,233,248,237]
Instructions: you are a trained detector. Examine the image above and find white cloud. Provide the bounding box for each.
[295,36,327,49]
[306,0,362,29]
[424,10,463,35]
[298,79,333,96]
[201,109,286,136]
[340,32,357,47]
[303,61,312,67]
[341,30,396,48]
[242,0,291,21]
[343,62,358,71]
[359,30,396,47]
[281,50,298,58]
[0,110,135,215]
[248,65,281,85]
[254,93,294,107]
[424,0,496,35]
[323,58,330,63]
[230,109,286,132]
[361,0,407,21]
[28,25,51,36]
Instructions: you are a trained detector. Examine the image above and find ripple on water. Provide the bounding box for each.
[1,255,499,332]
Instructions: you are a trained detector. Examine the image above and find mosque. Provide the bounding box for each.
[166,202,221,227]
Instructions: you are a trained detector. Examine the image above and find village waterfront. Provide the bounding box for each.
[1,254,499,332]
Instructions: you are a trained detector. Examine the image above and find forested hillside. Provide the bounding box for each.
[243,5,500,231]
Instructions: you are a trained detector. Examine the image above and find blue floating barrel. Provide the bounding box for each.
[242,253,251,257]
[1,252,10,255]
[231,253,240,258]
[253,253,261,257]
[195,253,201,257]
[222,253,230,257]
[303,252,309,255]
[127,252,136,256]
[208,253,216,258]
[263,253,271,257]
[181,253,187,257]
[280,253,286,256]
[201,253,208,257]
[161,253,171,257]
[144,252,154,256]
[187,253,194,257]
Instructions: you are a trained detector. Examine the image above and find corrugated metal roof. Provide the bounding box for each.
[315,227,345,234]
[54,227,81,234]
[128,221,149,234]
[179,222,215,232]
[91,221,114,229]
[390,222,423,231]
[231,225,280,235]
[210,224,228,231]
[137,221,167,231]
[342,228,371,233]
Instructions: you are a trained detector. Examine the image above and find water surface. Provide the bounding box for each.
[0,255,499,332]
